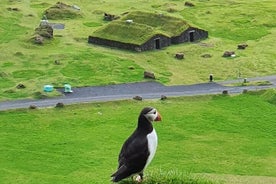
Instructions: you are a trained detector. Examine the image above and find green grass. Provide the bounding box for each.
[0,90,275,183]
[44,2,82,20]
[0,0,276,100]
[121,11,190,36]
[92,21,159,45]
[91,11,191,45]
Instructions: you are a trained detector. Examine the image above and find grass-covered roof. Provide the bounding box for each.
[91,11,190,45]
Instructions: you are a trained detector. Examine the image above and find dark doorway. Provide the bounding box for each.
[155,38,161,49]
[189,31,195,42]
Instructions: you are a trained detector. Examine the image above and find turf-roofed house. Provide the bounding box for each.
[88,11,208,51]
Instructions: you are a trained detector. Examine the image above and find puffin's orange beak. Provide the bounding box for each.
[154,113,162,122]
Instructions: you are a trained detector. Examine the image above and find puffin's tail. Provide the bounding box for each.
[111,165,129,182]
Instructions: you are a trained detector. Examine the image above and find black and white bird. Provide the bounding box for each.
[111,107,162,183]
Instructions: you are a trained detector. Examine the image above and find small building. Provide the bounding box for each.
[88,11,208,52]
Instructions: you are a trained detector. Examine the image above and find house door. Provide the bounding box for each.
[155,38,161,49]
[189,31,195,42]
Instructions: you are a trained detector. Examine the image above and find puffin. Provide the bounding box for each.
[111,106,162,183]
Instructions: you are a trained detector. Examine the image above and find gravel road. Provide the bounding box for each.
[0,75,275,111]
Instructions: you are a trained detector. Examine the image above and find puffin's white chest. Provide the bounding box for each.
[145,128,158,169]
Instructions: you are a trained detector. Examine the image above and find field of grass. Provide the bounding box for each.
[1,1,275,183]
[0,0,276,100]
[0,90,275,183]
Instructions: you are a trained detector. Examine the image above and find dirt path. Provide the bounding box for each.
[0,75,275,111]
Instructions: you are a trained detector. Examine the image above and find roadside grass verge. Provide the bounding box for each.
[0,90,275,183]
[225,80,272,87]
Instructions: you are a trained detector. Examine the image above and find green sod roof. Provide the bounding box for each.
[122,11,190,36]
[91,11,191,45]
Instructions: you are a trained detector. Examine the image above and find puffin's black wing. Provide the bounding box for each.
[111,131,149,182]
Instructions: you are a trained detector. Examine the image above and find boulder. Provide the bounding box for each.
[33,35,44,44]
[104,13,119,21]
[222,90,229,95]
[29,105,37,109]
[201,53,212,58]
[144,71,155,79]
[32,24,53,44]
[35,24,53,39]
[237,44,248,49]
[7,7,20,11]
[54,60,61,65]
[55,102,65,108]
[16,83,26,89]
[223,51,235,57]
[175,53,184,59]
[185,2,195,7]
[161,95,167,100]
[133,96,142,101]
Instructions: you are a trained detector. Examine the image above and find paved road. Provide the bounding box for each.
[0,75,275,111]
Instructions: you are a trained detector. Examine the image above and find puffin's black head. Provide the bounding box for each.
[139,106,162,123]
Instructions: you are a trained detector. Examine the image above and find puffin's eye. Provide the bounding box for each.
[153,111,156,114]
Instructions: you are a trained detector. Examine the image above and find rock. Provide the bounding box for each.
[201,53,212,58]
[222,90,229,95]
[175,53,184,59]
[54,60,61,65]
[35,24,53,39]
[104,13,119,21]
[237,44,248,49]
[133,96,142,101]
[7,7,20,11]
[72,5,81,10]
[223,51,235,57]
[32,24,54,44]
[144,71,155,79]
[55,102,65,108]
[16,83,26,89]
[243,89,248,94]
[33,35,44,44]
[29,105,37,109]
[185,2,195,7]
[161,95,167,100]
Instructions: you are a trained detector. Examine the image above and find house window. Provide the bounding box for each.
[155,38,161,49]
[189,30,195,42]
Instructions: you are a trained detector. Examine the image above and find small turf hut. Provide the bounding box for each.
[88,11,208,51]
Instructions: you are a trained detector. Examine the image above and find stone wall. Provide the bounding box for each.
[88,36,140,51]
[140,34,171,51]
[88,34,171,52]
[171,27,208,44]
